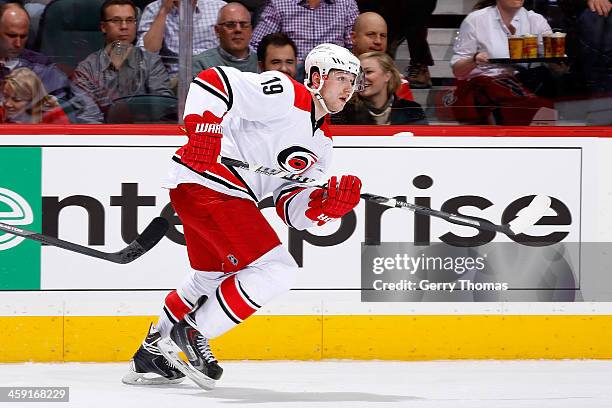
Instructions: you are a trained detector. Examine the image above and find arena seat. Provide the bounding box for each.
[105,94,179,124]
[35,0,106,76]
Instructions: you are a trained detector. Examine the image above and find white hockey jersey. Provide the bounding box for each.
[164,66,334,230]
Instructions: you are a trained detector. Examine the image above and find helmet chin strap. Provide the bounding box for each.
[315,91,336,115]
[305,77,334,115]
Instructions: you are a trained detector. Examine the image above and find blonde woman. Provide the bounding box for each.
[332,51,427,125]
[1,67,69,124]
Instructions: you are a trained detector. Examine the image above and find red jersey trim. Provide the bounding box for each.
[196,68,228,98]
[289,76,313,113]
[192,68,233,111]
[275,187,305,227]
[319,121,333,140]
[172,155,257,201]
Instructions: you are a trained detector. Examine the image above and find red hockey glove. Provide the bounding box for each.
[306,175,362,226]
[181,112,223,173]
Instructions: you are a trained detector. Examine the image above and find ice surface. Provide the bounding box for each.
[0,360,611,408]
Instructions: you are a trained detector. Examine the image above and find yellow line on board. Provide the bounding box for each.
[1,315,611,362]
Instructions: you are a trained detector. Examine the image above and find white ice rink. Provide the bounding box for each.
[1,360,611,408]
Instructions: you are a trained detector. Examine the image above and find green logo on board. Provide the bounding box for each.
[0,187,34,250]
[0,148,41,290]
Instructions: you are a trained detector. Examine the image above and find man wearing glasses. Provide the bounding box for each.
[192,2,258,75]
[71,0,173,119]
[137,0,225,77]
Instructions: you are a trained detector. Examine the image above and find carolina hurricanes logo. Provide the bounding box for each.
[442,90,457,107]
[277,146,319,174]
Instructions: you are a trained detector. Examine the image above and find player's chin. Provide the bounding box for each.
[331,101,348,113]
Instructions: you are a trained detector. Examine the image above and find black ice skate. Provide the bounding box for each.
[157,316,223,390]
[122,324,186,385]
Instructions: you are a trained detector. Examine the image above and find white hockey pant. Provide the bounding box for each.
[156,245,297,339]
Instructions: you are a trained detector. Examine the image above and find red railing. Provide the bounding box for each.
[0,124,610,137]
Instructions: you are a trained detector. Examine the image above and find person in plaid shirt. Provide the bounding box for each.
[250,0,359,63]
[137,0,226,76]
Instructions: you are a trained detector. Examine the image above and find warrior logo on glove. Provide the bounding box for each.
[179,111,224,173]
[277,146,319,174]
[194,123,223,134]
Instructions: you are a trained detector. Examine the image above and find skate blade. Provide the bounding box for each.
[121,369,185,386]
[157,337,217,391]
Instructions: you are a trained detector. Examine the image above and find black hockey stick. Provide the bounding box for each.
[0,217,169,264]
[219,156,551,236]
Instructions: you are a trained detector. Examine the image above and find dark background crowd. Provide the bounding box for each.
[0,0,609,125]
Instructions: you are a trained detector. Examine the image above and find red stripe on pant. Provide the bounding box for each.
[219,275,257,321]
[164,290,192,321]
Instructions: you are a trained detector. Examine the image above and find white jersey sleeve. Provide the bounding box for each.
[272,148,332,231]
[184,66,295,121]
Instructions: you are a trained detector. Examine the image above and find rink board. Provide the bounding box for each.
[3,314,612,362]
[2,131,612,361]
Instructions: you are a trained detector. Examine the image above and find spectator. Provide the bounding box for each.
[0,67,69,124]
[137,0,226,76]
[332,51,427,125]
[558,0,611,95]
[256,32,297,77]
[448,0,556,125]
[192,2,257,75]
[356,0,437,89]
[351,11,414,102]
[250,0,359,62]
[395,1,437,89]
[71,0,173,117]
[0,2,71,100]
[351,11,386,56]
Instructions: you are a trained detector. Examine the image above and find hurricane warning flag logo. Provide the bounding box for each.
[0,187,34,251]
[277,146,318,174]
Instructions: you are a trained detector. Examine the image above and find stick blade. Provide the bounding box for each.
[110,217,169,264]
[508,195,551,235]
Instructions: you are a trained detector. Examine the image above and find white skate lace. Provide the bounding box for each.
[136,334,181,373]
[142,334,163,356]
[195,335,217,363]
[163,357,180,370]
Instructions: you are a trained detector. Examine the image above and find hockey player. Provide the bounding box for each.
[122,43,364,388]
